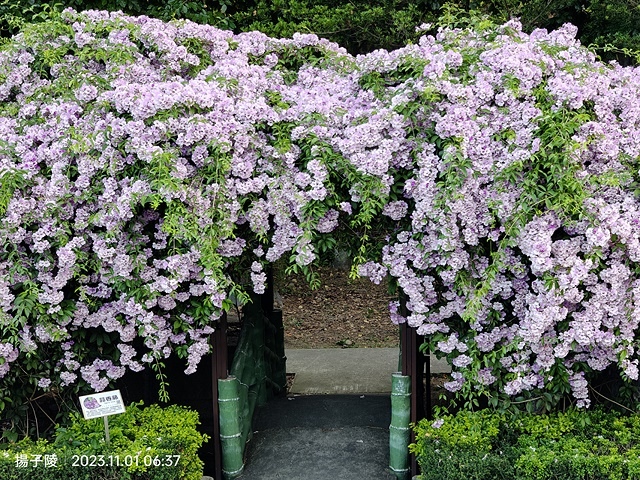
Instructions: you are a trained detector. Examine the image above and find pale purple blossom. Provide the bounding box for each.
[38,378,52,388]
[444,372,464,392]
[382,201,408,221]
[0,9,637,411]
[431,418,444,428]
[316,209,339,233]
[452,354,472,368]
[358,261,387,285]
[388,301,406,325]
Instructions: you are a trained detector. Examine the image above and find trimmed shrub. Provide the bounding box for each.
[0,402,209,480]
[412,409,640,480]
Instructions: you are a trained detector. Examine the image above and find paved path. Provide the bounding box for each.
[286,347,451,394]
[234,348,451,479]
[239,395,396,480]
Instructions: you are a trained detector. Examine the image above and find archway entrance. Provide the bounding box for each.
[245,265,403,479]
[207,266,433,479]
[279,265,399,395]
[116,265,434,479]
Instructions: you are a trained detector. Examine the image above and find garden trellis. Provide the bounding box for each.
[2,7,640,445]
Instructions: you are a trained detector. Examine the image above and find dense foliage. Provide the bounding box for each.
[411,408,640,480]
[3,7,640,434]
[231,0,586,55]
[0,0,233,37]
[1,1,640,60]
[231,0,433,55]
[358,17,640,412]
[581,0,640,65]
[0,7,397,435]
[0,402,208,479]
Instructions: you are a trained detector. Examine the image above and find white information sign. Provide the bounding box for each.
[79,389,126,420]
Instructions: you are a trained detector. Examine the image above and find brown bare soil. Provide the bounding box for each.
[276,266,400,349]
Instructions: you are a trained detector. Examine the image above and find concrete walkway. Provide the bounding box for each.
[235,348,451,479]
[286,347,451,394]
[239,395,396,480]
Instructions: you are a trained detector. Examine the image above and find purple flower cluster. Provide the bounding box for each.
[0,342,18,379]
[362,19,640,407]
[1,10,639,409]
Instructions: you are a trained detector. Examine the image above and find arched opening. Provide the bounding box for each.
[242,263,402,479]
[278,263,398,392]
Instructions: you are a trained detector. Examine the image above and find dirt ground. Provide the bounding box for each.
[275,266,400,349]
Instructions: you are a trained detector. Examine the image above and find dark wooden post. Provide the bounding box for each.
[400,323,422,476]
[425,338,431,421]
[259,265,286,397]
[211,311,228,480]
[399,292,428,477]
[260,265,274,317]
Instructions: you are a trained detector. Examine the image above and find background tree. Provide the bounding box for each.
[1,0,639,62]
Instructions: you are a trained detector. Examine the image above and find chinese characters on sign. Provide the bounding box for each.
[10,452,182,469]
[79,389,126,419]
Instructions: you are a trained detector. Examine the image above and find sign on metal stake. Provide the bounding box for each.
[79,389,126,445]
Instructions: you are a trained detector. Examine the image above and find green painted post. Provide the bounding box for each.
[218,376,244,479]
[390,372,411,480]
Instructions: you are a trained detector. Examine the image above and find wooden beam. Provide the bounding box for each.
[261,265,274,317]
[400,323,418,477]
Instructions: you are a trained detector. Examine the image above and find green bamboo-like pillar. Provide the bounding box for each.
[218,376,244,479]
[390,372,411,480]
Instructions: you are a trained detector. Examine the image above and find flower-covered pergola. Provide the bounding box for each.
[2,8,640,419]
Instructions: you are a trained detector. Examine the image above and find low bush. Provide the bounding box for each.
[0,402,209,480]
[411,409,640,480]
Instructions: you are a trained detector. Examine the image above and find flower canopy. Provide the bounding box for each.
[1,9,640,409]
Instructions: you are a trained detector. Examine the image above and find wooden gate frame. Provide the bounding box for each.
[210,312,228,480]
[209,267,279,480]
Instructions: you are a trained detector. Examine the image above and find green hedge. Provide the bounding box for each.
[411,409,640,480]
[0,402,209,480]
